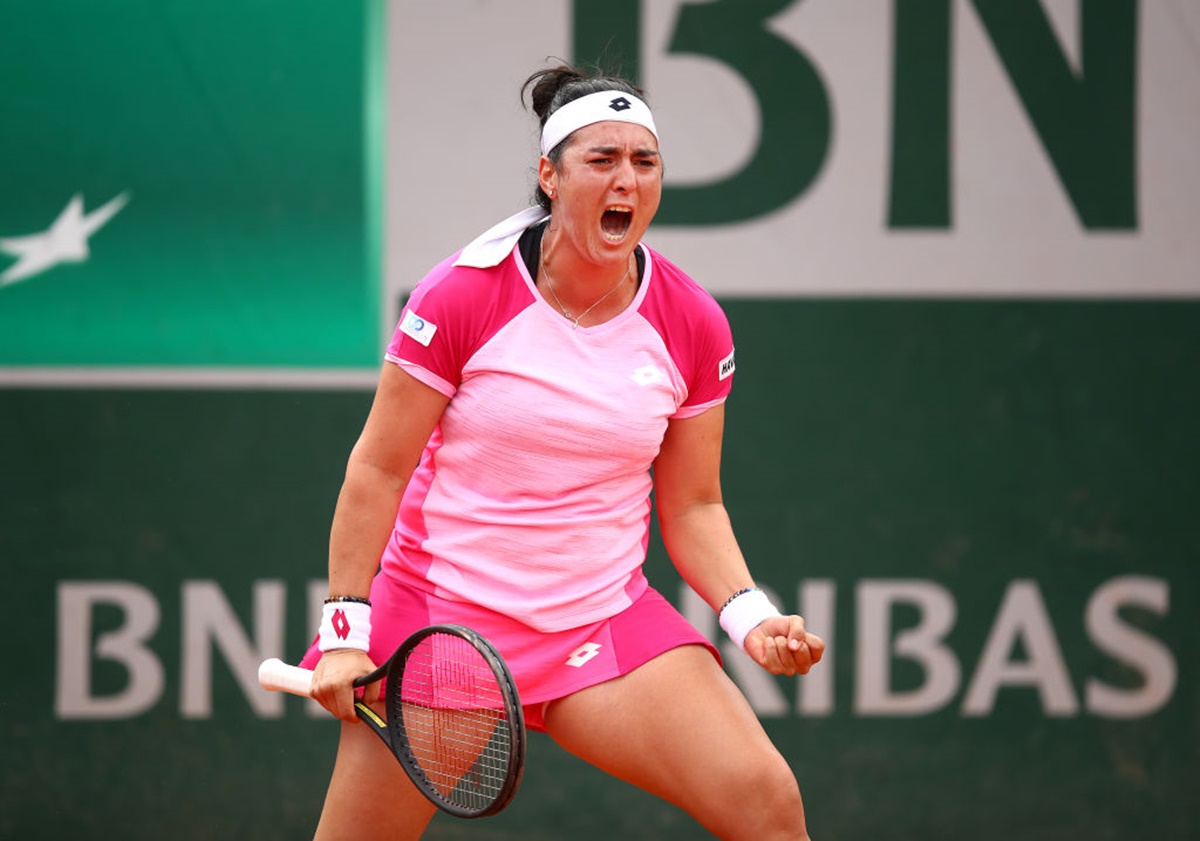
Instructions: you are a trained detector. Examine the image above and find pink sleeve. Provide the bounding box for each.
[384,253,534,396]
[639,248,736,418]
[674,295,735,418]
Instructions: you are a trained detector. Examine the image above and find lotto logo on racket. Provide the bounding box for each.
[400,309,437,346]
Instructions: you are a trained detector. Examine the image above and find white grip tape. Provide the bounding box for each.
[719,589,783,652]
[258,658,315,697]
[318,601,371,652]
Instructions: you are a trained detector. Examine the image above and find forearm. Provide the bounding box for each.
[662,497,822,673]
[658,499,756,612]
[311,450,415,715]
[326,454,411,597]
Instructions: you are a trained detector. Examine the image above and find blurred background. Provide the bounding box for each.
[1,1,1196,838]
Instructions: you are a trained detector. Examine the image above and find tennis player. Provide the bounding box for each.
[299,63,825,840]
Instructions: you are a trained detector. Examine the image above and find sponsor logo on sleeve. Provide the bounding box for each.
[400,309,437,347]
[719,348,736,380]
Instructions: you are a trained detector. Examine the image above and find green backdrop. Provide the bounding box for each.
[2,301,1195,839]
[0,0,380,367]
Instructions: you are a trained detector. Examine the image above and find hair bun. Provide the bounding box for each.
[524,64,587,120]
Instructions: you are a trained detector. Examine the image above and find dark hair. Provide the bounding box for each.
[521,62,648,211]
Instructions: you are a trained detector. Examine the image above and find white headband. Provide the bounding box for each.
[540,90,659,156]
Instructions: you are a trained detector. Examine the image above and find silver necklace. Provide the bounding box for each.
[540,232,632,329]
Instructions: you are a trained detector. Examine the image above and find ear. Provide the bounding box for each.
[537,156,558,199]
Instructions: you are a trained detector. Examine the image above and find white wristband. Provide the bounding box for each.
[719,588,782,652]
[318,601,371,652]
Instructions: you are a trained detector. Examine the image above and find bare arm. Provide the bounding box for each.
[653,405,824,676]
[312,362,450,719]
[653,405,751,609]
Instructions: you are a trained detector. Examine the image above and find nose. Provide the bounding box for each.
[612,157,636,193]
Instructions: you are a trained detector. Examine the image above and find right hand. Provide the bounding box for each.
[310,649,379,722]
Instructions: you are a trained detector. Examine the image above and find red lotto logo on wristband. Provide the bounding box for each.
[332,609,351,640]
[319,601,371,652]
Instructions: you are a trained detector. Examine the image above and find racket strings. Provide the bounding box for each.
[394,633,515,810]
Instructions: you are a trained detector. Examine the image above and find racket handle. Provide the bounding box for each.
[258,658,315,697]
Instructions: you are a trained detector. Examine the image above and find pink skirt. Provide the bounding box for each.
[299,570,720,732]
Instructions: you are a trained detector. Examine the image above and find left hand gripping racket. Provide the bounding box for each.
[259,624,525,818]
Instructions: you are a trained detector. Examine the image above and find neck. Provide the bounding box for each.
[540,231,635,327]
[541,230,633,293]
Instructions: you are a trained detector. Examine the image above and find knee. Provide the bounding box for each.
[718,751,809,840]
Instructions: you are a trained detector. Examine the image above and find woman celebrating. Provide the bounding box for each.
[301,63,824,840]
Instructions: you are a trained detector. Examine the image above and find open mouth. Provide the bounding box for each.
[601,207,633,242]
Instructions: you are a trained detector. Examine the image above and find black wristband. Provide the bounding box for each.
[718,586,759,615]
[323,595,372,606]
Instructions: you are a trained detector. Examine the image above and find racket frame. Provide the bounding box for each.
[351,624,526,818]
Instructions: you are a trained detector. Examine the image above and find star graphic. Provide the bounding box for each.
[0,192,130,287]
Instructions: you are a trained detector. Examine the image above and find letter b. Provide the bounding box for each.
[56,581,164,719]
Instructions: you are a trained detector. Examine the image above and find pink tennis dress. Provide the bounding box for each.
[302,224,735,730]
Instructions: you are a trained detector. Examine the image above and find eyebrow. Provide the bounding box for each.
[586,144,660,158]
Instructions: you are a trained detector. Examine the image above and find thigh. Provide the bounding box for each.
[543,645,807,840]
[313,705,438,841]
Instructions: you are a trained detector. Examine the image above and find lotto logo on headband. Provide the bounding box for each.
[540,89,659,156]
[400,309,437,347]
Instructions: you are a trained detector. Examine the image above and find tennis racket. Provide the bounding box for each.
[259,624,525,818]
